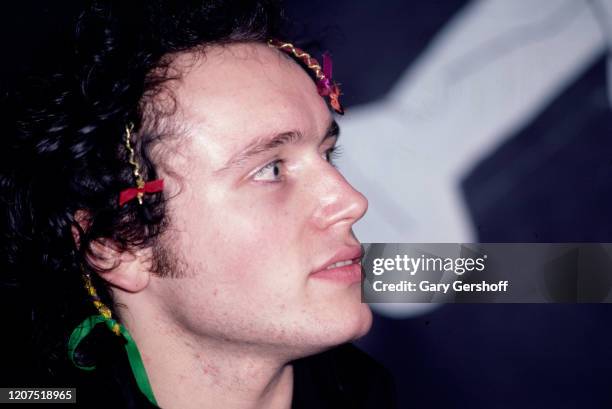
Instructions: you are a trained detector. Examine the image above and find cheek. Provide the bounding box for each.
[171,183,307,290]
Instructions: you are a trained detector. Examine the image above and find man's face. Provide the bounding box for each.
[150,43,371,357]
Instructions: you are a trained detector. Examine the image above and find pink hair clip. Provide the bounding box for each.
[267,39,344,114]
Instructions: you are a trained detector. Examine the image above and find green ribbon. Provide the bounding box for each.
[68,315,158,407]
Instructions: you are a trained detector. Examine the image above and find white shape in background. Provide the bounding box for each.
[340,0,609,318]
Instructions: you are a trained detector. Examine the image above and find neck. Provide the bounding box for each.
[119,303,294,409]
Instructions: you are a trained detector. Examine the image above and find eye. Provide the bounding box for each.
[323,144,343,166]
[253,159,283,182]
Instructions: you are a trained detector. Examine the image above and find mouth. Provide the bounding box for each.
[310,246,364,284]
[325,258,360,269]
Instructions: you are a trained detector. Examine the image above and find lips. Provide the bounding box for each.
[310,246,364,283]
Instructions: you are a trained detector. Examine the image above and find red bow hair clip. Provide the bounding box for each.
[119,179,164,206]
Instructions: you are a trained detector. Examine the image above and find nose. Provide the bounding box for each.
[311,167,368,231]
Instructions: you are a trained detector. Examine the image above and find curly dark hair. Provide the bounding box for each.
[1,0,287,380]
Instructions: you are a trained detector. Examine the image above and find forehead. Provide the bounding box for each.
[169,43,331,167]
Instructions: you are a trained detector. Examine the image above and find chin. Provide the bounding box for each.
[350,302,374,339]
[278,304,372,361]
[275,291,374,359]
[321,301,373,347]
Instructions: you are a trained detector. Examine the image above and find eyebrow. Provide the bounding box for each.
[215,119,340,173]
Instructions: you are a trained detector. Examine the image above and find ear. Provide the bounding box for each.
[72,210,151,293]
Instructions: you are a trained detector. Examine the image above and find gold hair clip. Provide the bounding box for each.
[119,123,164,206]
